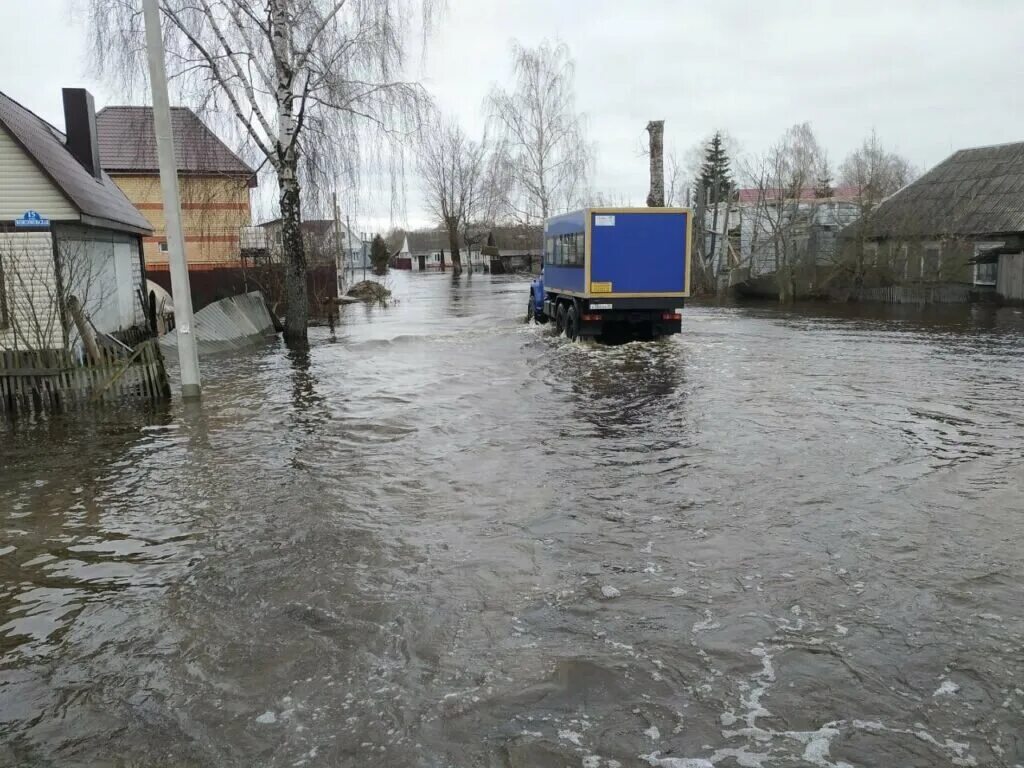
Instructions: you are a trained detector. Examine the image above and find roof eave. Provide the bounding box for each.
[77,212,153,236]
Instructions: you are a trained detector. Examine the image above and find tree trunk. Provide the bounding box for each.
[646,120,665,207]
[446,217,462,276]
[279,172,308,344]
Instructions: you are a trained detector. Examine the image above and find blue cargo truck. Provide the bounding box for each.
[527,207,692,340]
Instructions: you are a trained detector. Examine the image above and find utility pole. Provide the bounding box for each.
[362,233,367,280]
[142,0,200,399]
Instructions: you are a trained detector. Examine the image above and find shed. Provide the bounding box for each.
[0,88,153,351]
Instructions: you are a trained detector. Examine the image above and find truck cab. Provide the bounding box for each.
[528,207,691,341]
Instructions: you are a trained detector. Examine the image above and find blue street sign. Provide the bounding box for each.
[14,210,49,228]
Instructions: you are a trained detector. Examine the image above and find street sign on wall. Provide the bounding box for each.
[14,210,49,228]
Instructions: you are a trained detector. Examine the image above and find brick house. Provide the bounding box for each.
[95,106,256,273]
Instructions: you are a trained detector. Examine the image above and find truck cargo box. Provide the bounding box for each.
[542,208,691,299]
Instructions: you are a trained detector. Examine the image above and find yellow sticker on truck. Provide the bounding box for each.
[590,282,613,293]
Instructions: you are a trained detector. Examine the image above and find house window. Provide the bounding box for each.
[973,243,1002,286]
[863,242,878,266]
[893,243,908,279]
[921,243,941,280]
[158,241,169,253]
[974,261,998,286]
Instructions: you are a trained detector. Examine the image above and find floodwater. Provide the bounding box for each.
[2,271,1023,768]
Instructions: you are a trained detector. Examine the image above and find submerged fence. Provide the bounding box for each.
[0,340,170,416]
[856,284,974,305]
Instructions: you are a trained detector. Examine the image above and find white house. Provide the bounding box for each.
[395,230,481,271]
[0,88,152,351]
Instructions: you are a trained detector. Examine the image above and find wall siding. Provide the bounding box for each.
[0,126,78,222]
[997,253,1024,301]
[0,231,63,350]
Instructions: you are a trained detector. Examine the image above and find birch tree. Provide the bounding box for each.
[743,122,826,301]
[487,40,591,224]
[839,131,915,287]
[417,116,489,276]
[86,0,431,343]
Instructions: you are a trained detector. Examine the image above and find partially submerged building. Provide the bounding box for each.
[850,141,1024,302]
[0,88,152,351]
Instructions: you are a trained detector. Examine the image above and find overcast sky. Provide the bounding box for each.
[3,1,1023,231]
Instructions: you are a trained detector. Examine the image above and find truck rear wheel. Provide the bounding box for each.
[565,305,580,341]
[555,303,567,335]
[526,295,536,323]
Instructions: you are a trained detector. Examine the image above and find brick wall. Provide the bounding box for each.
[110,174,252,268]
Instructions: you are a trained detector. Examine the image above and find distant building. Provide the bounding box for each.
[257,218,367,269]
[848,141,1024,301]
[388,225,541,273]
[719,187,861,278]
[0,88,152,350]
[95,106,256,272]
[394,230,480,271]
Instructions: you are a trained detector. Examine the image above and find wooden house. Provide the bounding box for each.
[849,141,1024,302]
[0,88,153,351]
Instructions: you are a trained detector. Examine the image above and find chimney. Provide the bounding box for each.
[62,88,102,180]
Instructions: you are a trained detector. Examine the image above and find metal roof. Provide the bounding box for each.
[860,142,1024,239]
[0,90,153,234]
[96,106,256,184]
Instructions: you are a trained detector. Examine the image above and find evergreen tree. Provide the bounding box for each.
[698,132,734,202]
[370,234,390,275]
[814,171,834,198]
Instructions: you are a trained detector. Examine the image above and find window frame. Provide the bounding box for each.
[973,242,1002,286]
[921,241,942,281]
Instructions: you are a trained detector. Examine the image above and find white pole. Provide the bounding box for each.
[142,0,201,399]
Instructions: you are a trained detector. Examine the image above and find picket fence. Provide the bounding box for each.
[0,340,170,416]
[856,284,973,305]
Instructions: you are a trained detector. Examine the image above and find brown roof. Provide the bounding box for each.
[0,90,152,233]
[735,185,860,204]
[405,229,457,253]
[96,106,256,185]
[859,142,1024,239]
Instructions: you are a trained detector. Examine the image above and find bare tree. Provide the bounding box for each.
[86,0,432,344]
[416,115,490,276]
[839,130,916,289]
[664,150,688,207]
[742,122,826,301]
[487,40,591,224]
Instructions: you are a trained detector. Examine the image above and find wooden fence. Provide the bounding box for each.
[0,340,170,417]
[856,283,974,305]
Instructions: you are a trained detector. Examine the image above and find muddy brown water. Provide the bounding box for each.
[1,271,1023,767]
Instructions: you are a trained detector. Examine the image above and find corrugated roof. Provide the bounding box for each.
[860,142,1024,239]
[96,106,256,183]
[0,90,152,234]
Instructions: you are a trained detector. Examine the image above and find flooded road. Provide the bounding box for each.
[2,271,1023,767]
